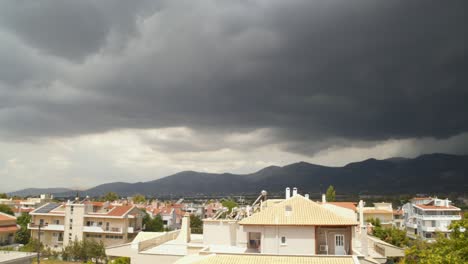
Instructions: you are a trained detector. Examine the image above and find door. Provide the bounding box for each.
[334,234,345,255]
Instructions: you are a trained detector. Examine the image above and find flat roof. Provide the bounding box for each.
[175,254,357,264]
[0,251,36,263]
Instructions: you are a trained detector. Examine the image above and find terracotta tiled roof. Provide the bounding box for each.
[0,225,19,233]
[0,213,16,221]
[180,255,356,264]
[106,205,134,216]
[239,195,358,226]
[322,202,357,212]
[12,208,35,213]
[414,204,460,210]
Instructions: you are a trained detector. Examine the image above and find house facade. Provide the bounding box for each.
[402,197,461,240]
[0,212,18,246]
[203,194,358,256]
[28,200,144,249]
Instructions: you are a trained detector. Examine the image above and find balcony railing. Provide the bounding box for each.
[83,225,123,233]
[28,223,64,231]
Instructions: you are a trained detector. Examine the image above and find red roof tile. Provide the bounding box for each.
[414,204,460,210]
[325,202,357,212]
[107,205,134,216]
[0,213,15,221]
[0,225,19,233]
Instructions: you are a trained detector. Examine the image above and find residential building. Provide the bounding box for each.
[402,197,461,240]
[106,188,402,264]
[359,202,394,228]
[28,199,144,249]
[203,202,223,219]
[0,213,18,246]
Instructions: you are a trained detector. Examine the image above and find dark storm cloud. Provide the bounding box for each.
[0,0,467,154]
[0,0,160,61]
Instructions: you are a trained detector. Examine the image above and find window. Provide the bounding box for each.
[280,236,287,245]
[54,220,60,225]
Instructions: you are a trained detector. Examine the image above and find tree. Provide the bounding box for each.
[62,239,106,263]
[400,213,468,263]
[367,217,408,248]
[0,193,7,199]
[145,215,164,232]
[190,215,203,234]
[102,192,119,202]
[0,204,14,216]
[221,199,238,213]
[325,185,336,202]
[15,213,32,244]
[113,257,131,264]
[132,194,146,204]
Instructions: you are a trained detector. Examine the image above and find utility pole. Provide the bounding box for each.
[33,222,48,264]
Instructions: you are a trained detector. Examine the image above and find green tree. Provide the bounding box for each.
[221,199,238,213]
[15,212,32,244]
[325,185,336,202]
[145,215,164,232]
[132,194,146,204]
[400,213,468,264]
[368,217,408,247]
[62,239,106,263]
[190,214,203,234]
[0,193,7,199]
[113,257,131,264]
[0,204,14,216]
[102,192,119,202]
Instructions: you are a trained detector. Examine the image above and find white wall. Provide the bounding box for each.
[203,221,238,246]
[239,225,315,255]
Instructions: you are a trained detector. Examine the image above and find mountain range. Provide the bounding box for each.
[8,153,468,197]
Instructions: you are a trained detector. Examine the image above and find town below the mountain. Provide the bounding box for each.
[0,184,466,264]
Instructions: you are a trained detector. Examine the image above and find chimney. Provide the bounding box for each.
[322,194,326,203]
[305,194,309,199]
[445,198,450,207]
[292,187,298,196]
[358,200,368,256]
[285,187,291,199]
[175,212,191,243]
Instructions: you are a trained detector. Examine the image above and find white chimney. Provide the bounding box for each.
[285,187,291,199]
[358,200,364,227]
[305,194,309,199]
[358,200,368,256]
[292,187,298,196]
[445,198,450,207]
[322,194,326,203]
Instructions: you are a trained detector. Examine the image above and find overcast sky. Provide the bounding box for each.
[1,0,467,192]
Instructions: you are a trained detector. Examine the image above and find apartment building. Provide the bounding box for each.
[28,200,144,249]
[402,197,461,240]
[360,202,394,228]
[0,212,18,246]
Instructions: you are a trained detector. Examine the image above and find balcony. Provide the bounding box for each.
[415,214,461,221]
[420,226,449,232]
[127,227,142,233]
[28,223,64,231]
[83,225,122,234]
